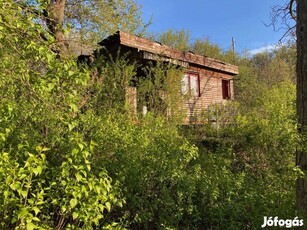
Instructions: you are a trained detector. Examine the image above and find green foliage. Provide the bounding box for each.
[192,38,224,60]
[65,0,148,54]
[75,75,297,228]
[189,82,297,229]
[0,1,123,229]
[230,81,297,173]
[137,61,184,120]
[16,0,148,55]
[78,111,199,229]
[149,29,191,51]
[0,140,122,229]
[0,1,300,229]
[150,29,238,64]
[82,53,137,113]
[235,46,296,112]
[176,43,298,228]
[175,81,297,229]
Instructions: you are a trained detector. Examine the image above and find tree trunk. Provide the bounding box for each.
[46,0,68,55]
[296,0,307,218]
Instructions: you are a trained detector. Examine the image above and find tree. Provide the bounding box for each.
[15,0,68,55]
[191,38,224,60]
[0,2,124,228]
[270,0,296,42]
[295,0,307,218]
[150,29,191,51]
[269,0,307,217]
[46,0,68,54]
[66,0,147,54]
[17,0,147,55]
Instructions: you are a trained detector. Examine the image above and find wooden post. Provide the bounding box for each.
[125,86,137,120]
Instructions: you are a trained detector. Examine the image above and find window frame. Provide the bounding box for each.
[181,72,201,97]
[222,79,230,100]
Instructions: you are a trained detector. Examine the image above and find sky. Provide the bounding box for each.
[137,0,294,54]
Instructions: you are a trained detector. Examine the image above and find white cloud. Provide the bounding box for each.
[249,45,277,55]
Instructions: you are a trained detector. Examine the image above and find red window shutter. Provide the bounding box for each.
[222,80,229,99]
[197,75,201,97]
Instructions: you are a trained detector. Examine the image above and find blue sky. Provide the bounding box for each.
[138,0,293,54]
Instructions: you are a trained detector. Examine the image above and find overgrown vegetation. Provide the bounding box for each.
[0,1,300,229]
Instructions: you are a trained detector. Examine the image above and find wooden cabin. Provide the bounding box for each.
[96,31,239,124]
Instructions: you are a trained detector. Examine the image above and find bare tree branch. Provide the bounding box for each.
[289,0,297,21]
[268,1,297,43]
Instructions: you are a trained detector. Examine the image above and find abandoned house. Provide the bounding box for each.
[93,31,239,124]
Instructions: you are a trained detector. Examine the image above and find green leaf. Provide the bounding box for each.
[40,154,46,161]
[19,174,28,180]
[20,189,28,198]
[33,166,42,176]
[51,199,58,205]
[3,190,10,199]
[35,201,44,205]
[68,123,75,132]
[38,46,45,54]
[10,182,21,191]
[35,146,42,152]
[72,191,78,198]
[46,53,53,63]
[18,208,28,220]
[75,173,82,182]
[26,222,37,230]
[33,168,39,176]
[61,206,67,213]
[70,198,78,208]
[5,175,12,185]
[32,206,40,215]
[68,70,75,77]
[72,212,79,220]
[28,198,34,205]
[71,148,79,155]
[90,140,97,151]
[41,147,50,152]
[105,202,111,212]
[78,143,84,151]
[88,183,93,191]
[32,217,40,222]
[0,133,6,141]
[69,103,78,113]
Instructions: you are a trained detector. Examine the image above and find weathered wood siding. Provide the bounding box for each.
[98,31,238,124]
[181,65,234,124]
[125,86,137,119]
[116,31,239,75]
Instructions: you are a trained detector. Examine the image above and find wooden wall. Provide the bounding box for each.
[181,65,235,124]
[98,32,237,124]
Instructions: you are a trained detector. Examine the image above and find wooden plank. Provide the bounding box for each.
[99,31,238,124]
[125,86,137,120]
[118,31,239,75]
[142,51,189,68]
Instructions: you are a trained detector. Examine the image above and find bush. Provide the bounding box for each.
[79,111,199,229]
[186,81,298,229]
[0,2,123,228]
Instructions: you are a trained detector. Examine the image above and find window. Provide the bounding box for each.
[181,73,200,97]
[222,79,230,99]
